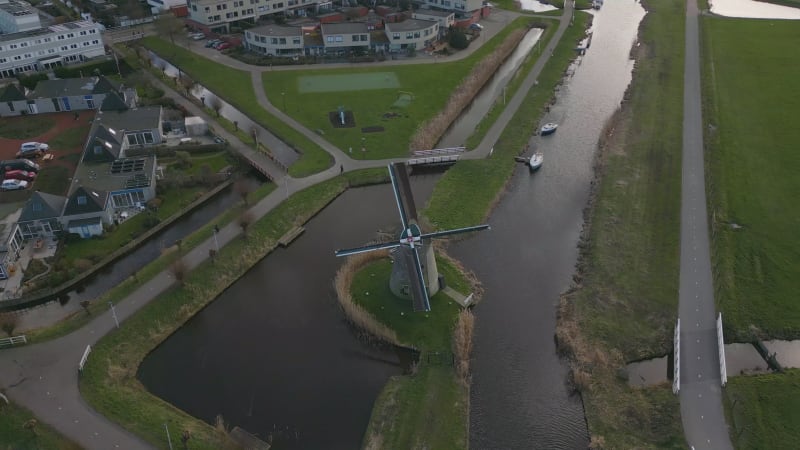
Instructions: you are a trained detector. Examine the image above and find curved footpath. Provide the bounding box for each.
[678,0,733,448]
[0,4,575,448]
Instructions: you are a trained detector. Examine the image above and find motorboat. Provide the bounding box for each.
[540,123,558,136]
[529,152,543,171]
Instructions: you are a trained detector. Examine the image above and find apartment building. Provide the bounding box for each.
[417,0,483,14]
[186,0,318,33]
[244,24,303,56]
[384,19,438,52]
[0,1,105,78]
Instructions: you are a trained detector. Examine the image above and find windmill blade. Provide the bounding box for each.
[388,162,418,227]
[420,224,491,240]
[335,241,400,257]
[408,246,431,312]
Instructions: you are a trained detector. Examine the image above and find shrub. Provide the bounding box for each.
[448,28,469,50]
[73,258,94,271]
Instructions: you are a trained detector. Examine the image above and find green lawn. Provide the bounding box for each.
[0,399,81,450]
[702,18,800,342]
[0,115,53,140]
[33,165,70,196]
[140,37,333,177]
[47,125,90,152]
[724,370,800,449]
[352,256,470,449]
[261,18,530,161]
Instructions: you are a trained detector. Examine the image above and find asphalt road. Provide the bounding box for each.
[678,0,733,448]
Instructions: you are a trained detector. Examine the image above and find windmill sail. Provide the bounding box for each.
[335,241,400,257]
[405,246,431,312]
[389,162,418,226]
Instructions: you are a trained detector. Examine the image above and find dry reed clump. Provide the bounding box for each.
[588,435,607,450]
[452,309,475,385]
[334,250,400,346]
[409,28,529,151]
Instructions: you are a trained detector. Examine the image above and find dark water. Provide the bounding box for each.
[15,176,263,331]
[448,2,645,448]
[138,172,440,449]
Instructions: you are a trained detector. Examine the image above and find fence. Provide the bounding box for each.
[412,147,467,157]
[0,335,27,347]
[408,155,460,166]
[717,313,727,386]
[673,318,680,394]
[78,344,92,372]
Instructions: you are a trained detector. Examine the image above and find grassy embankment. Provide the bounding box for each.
[78,169,390,449]
[553,0,688,447]
[140,36,331,177]
[260,17,531,160]
[701,17,800,449]
[343,253,475,449]
[425,11,590,230]
[0,399,80,450]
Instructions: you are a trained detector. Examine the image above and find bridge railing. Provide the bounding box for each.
[412,147,466,157]
[673,318,680,394]
[0,335,27,347]
[717,313,727,386]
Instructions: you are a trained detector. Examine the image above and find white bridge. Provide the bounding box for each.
[408,147,465,166]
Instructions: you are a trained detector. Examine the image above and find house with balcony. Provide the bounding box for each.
[412,9,454,36]
[186,0,318,33]
[384,19,439,52]
[244,24,303,56]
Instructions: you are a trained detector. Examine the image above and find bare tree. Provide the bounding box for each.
[170,258,188,285]
[250,124,260,148]
[238,211,254,238]
[80,300,92,316]
[154,12,184,46]
[208,96,223,117]
[0,313,19,337]
[178,73,195,95]
[234,179,252,206]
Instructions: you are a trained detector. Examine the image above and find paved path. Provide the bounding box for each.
[0,6,578,449]
[678,0,733,448]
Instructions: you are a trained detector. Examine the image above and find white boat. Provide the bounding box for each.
[540,123,558,136]
[529,152,543,171]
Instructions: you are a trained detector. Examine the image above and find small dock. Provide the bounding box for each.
[441,286,474,308]
[230,426,271,449]
[278,226,305,247]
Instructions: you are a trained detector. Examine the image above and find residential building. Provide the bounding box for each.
[0,75,133,117]
[418,0,483,14]
[61,186,113,238]
[0,0,41,33]
[412,9,455,35]
[185,0,318,33]
[385,19,439,51]
[320,22,369,53]
[0,19,106,79]
[244,24,303,56]
[14,191,66,240]
[145,0,187,14]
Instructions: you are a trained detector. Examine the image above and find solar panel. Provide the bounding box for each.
[125,173,150,188]
[110,158,146,174]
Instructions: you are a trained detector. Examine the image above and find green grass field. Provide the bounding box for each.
[352,257,470,449]
[0,115,53,140]
[724,370,800,449]
[0,400,81,450]
[702,18,800,342]
[261,18,531,161]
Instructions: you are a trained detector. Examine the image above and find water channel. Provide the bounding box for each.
[139,2,646,446]
[447,1,645,447]
[709,0,800,19]
[14,175,264,331]
[138,174,440,449]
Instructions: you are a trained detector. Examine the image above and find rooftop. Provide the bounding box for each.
[413,9,455,17]
[249,24,302,37]
[0,19,98,43]
[321,22,369,35]
[71,155,155,196]
[30,75,118,99]
[385,18,438,32]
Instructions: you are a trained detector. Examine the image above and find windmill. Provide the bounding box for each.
[335,162,490,312]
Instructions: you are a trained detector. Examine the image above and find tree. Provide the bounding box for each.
[238,211,254,238]
[0,313,18,337]
[449,27,469,50]
[208,96,223,117]
[80,300,92,316]
[234,179,252,206]
[250,125,260,148]
[170,258,188,285]
[178,73,195,95]
[154,12,184,46]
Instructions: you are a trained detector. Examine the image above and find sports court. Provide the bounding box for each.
[298,72,400,93]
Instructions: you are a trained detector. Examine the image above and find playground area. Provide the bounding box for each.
[298,72,401,93]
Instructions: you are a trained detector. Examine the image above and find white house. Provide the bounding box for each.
[385,19,439,52]
[244,24,303,56]
[412,9,454,36]
[320,22,369,54]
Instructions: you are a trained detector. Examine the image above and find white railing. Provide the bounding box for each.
[0,335,27,347]
[717,313,727,386]
[408,155,460,166]
[673,318,680,394]
[78,344,92,373]
[412,146,466,157]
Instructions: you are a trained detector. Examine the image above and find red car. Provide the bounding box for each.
[217,42,231,50]
[3,169,36,181]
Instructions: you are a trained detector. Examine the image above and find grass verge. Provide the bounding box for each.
[723,370,800,449]
[77,169,388,448]
[345,253,474,449]
[0,115,53,140]
[0,398,81,450]
[554,0,686,447]
[701,17,800,342]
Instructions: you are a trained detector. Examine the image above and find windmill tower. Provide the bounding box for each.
[335,162,489,312]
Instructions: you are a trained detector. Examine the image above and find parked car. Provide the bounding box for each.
[1,179,29,191]
[1,159,39,172]
[19,142,49,153]
[469,23,484,30]
[217,42,231,50]
[191,33,206,40]
[212,40,226,49]
[3,170,36,181]
[205,39,221,48]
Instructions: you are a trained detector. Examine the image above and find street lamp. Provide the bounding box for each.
[281,92,286,111]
